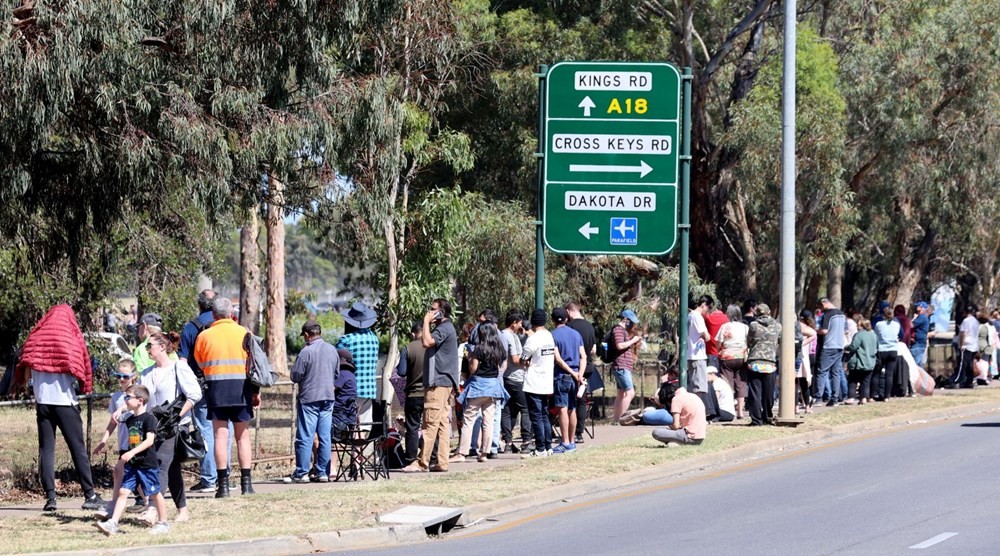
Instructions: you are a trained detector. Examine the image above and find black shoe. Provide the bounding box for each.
[574,435,585,444]
[240,476,255,495]
[125,497,147,513]
[81,494,105,511]
[215,482,230,498]
[486,452,498,460]
[189,480,214,493]
[43,498,57,512]
[826,400,837,407]
[510,444,521,454]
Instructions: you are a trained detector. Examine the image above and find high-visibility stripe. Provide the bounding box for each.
[201,359,246,368]
[204,374,247,382]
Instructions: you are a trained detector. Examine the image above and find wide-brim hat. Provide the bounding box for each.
[341,301,377,329]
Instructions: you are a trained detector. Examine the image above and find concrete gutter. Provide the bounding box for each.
[26,401,1000,555]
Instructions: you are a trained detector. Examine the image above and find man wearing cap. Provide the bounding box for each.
[285,321,339,483]
[550,307,586,454]
[132,313,175,376]
[333,349,358,442]
[337,302,380,426]
[911,302,931,367]
[395,322,426,466]
[610,309,642,423]
[565,302,596,445]
[521,309,557,458]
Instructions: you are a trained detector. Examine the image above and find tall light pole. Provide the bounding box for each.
[776,0,800,425]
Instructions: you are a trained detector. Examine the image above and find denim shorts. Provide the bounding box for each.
[122,465,160,496]
[612,368,634,391]
[552,374,578,410]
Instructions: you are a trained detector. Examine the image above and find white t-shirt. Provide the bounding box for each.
[960,315,980,352]
[712,377,736,416]
[31,371,78,406]
[140,361,202,425]
[521,329,555,395]
[688,310,708,361]
[108,391,131,451]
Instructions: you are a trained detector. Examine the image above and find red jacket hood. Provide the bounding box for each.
[15,304,92,394]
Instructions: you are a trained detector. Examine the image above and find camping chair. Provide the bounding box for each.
[331,401,390,481]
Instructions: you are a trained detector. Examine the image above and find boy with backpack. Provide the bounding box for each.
[96,384,170,535]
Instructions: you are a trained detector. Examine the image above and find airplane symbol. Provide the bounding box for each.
[614,220,635,237]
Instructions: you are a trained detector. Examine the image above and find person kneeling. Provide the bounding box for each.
[651,379,706,447]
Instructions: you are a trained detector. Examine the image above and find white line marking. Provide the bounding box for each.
[910,532,958,549]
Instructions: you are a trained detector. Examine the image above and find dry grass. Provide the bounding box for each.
[3,387,999,553]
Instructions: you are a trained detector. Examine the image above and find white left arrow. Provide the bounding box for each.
[578,222,599,239]
[578,96,596,117]
[570,160,653,178]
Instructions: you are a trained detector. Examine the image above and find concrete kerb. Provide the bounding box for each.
[24,400,1000,555]
[457,400,1000,526]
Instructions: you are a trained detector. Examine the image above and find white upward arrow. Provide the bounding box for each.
[578,222,599,239]
[578,96,596,117]
[570,160,653,178]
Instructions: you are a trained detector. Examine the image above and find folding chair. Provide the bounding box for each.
[331,401,390,481]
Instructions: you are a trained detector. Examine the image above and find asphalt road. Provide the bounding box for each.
[354,415,1000,555]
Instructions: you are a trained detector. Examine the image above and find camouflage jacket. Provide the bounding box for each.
[747,316,782,364]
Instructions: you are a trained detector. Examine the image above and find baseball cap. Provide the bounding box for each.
[551,307,569,324]
[620,309,640,324]
[139,313,163,327]
[915,301,929,310]
[301,320,321,337]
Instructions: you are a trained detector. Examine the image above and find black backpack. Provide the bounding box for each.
[598,326,623,364]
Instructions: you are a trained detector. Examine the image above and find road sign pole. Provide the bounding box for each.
[535,64,548,310]
[678,67,692,388]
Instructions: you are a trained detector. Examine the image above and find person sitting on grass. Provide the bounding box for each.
[96,385,170,536]
[650,375,707,447]
[92,359,137,519]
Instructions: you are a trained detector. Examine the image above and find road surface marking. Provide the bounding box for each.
[910,532,957,549]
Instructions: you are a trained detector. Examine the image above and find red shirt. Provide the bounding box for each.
[705,310,729,357]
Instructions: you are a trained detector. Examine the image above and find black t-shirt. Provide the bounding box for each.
[125,412,160,469]
[567,318,598,376]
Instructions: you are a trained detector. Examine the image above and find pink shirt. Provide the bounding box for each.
[671,387,707,440]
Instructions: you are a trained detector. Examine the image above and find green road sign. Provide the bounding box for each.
[543,61,681,255]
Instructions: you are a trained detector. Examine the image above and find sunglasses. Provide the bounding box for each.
[123,394,133,401]
[114,373,133,380]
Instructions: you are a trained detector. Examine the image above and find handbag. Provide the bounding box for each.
[175,426,207,463]
[150,364,186,440]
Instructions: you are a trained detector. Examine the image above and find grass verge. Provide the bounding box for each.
[3,387,1000,553]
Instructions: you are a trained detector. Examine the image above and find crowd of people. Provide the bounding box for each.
[14,288,999,536]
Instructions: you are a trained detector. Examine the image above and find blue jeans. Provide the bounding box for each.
[525,392,552,452]
[294,400,334,478]
[641,408,673,426]
[193,398,232,486]
[910,344,926,367]
[817,349,844,402]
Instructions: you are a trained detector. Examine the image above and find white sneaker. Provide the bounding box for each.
[521,450,550,459]
[282,474,310,484]
[149,521,170,535]
[95,520,118,536]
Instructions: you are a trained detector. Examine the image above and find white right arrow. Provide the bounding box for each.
[578,96,596,117]
[569,160,653,178]
[578,222,599,239]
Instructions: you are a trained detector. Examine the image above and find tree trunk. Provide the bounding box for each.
[826,264,843,308]
[265,176,288,376]
[239,209,261,335]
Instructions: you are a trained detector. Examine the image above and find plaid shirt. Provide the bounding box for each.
[337,329,380,399]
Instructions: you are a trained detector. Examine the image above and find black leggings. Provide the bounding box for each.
[36,404,95,499]
[848,368,874,400]
[875,351,898,399]
[155,434,186,509]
